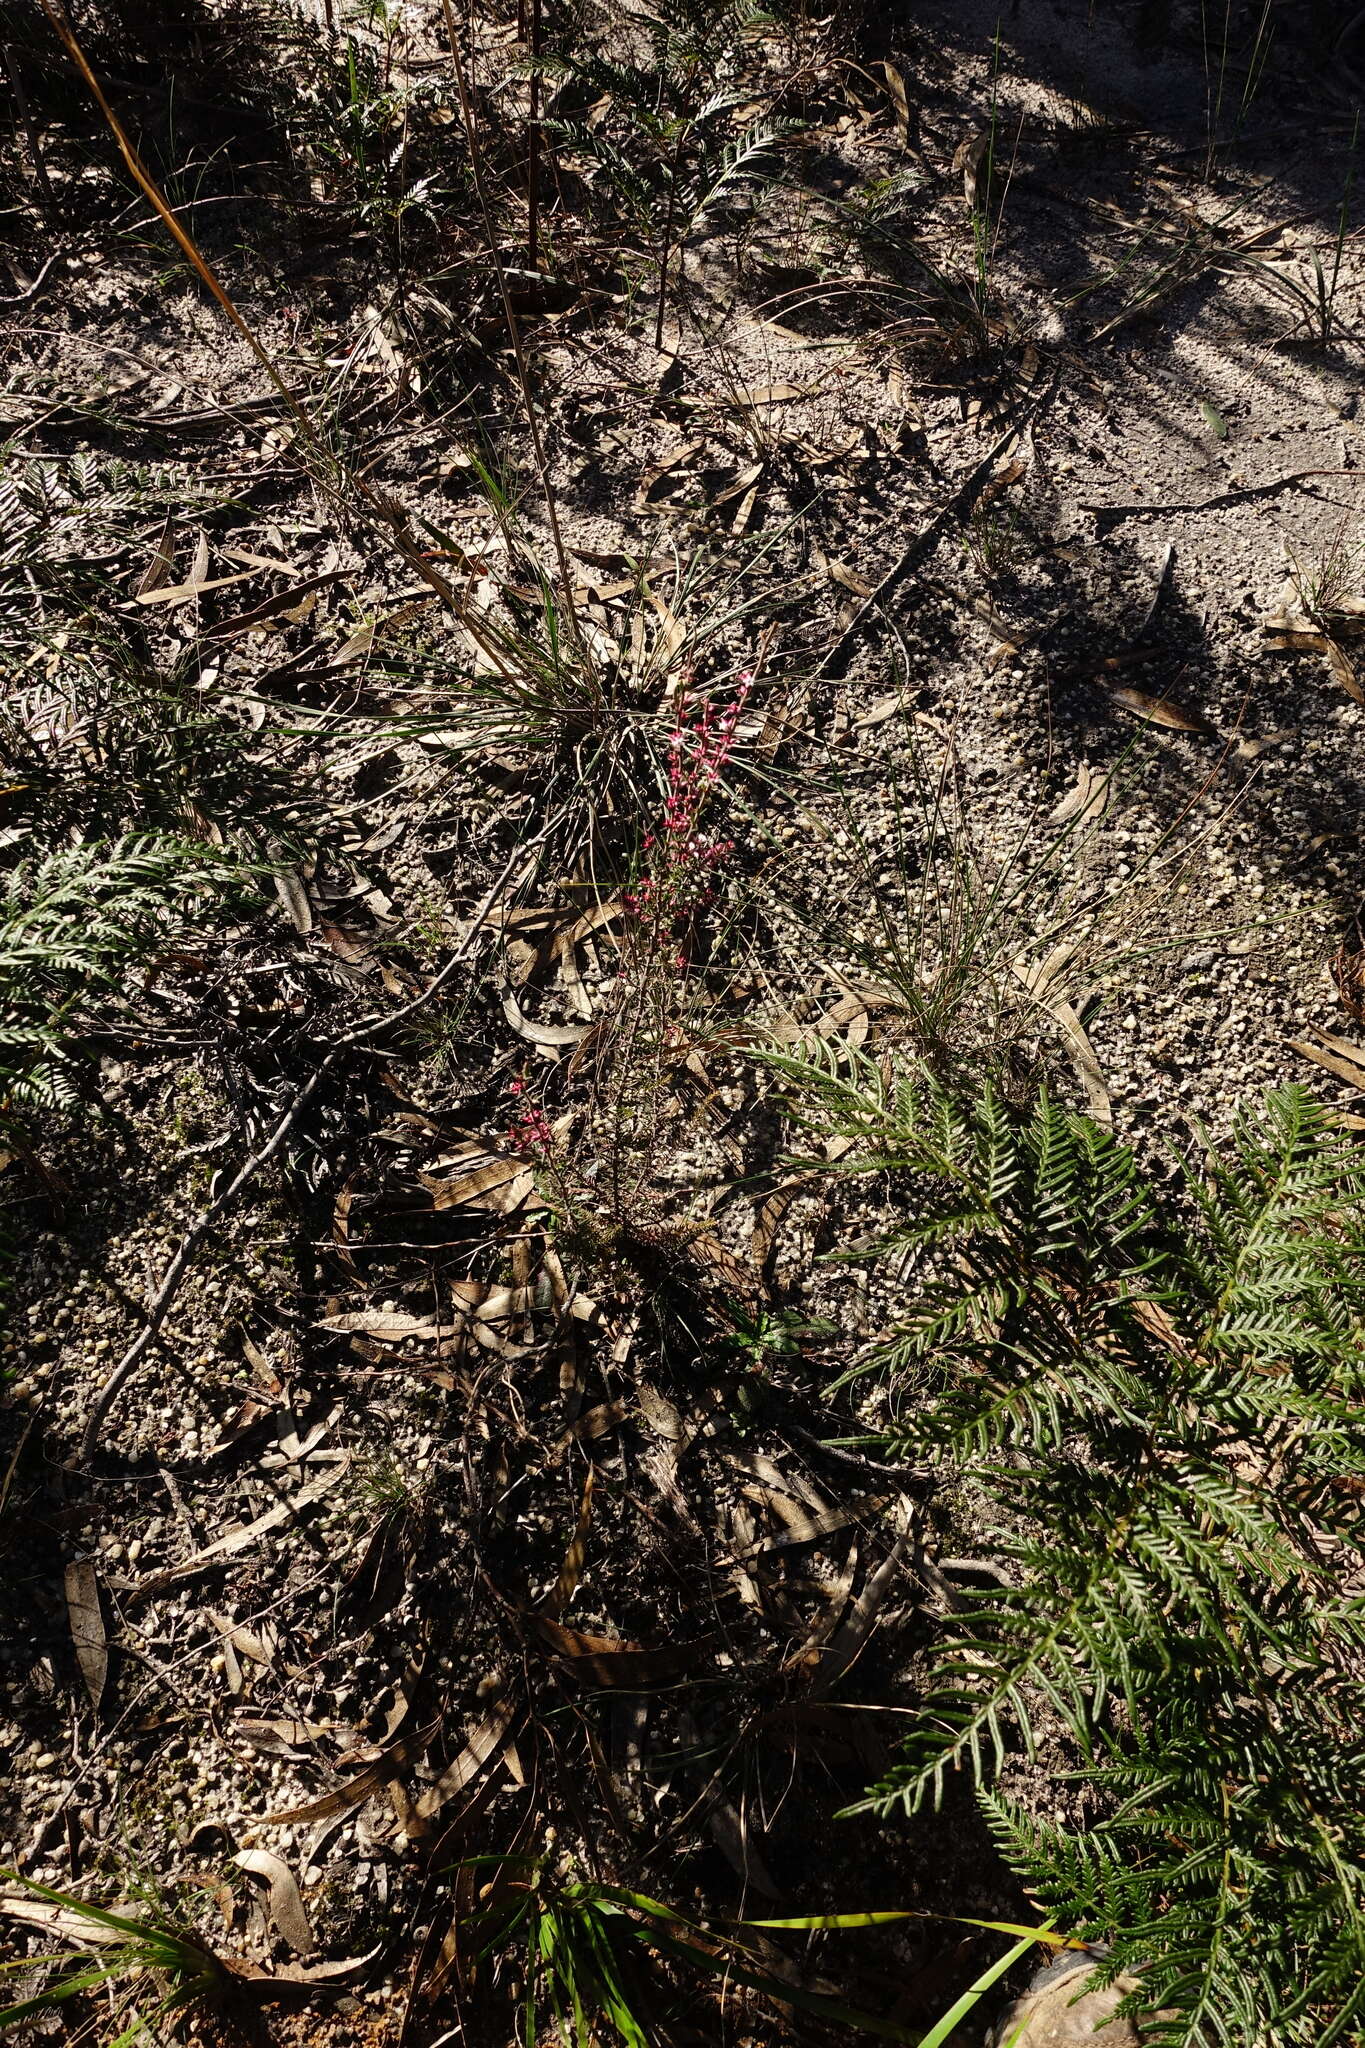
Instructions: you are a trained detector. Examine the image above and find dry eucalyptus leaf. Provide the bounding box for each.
[546,1468,595,1619]
[133,565,256,608]
[953,127,994,207]
[63,1559,107,1711]
[203,570,347,640]
[1326,637,1365,703]
[317,1309,442,1342]
[1109,684,1213,734]
[233,1849,313,1954]
[422,1150,536,1214]
[231,1715,330,1758]
[1050,762,1111,826]
[501,988,588,1047]
[273,1944,385,1985]
[806,1530,915,1698]
[829,559,875,598]
[412,1681,517,1823]
[0,1893,127,1945]
[262,1746,411,1826]
[272,869,314,934]
[880,59,911,143]
[853,692,906,730]
[1013,959,1111,1126]
[531,1615,715,1689]
[706,1791,783,1900]
[1287,1031,1365,1090]
[743,382,808,406]
[128,1459,351,1599]
[134,513,175,596]
[751,1174,816,1267]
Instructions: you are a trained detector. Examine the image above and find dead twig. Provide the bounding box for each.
[1081,468,1365,531]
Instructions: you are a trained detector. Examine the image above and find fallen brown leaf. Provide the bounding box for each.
[64,1559,107,1711]
[233,1850,313,1954]
[829,559,875,599]
[412,1679,517,1825]
[1287,1030,1365,1090]
[880,59,911,144]
[127,1459,350,1601]
[1109,684,1213,734]
[530,1615,716,1689]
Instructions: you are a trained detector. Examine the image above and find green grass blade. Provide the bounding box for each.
[916,1930,1042,2048]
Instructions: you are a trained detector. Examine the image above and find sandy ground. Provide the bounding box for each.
[1,0,1363,2040]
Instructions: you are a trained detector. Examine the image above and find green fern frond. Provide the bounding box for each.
[763,1047,1365,2043]
[0,835,248,1117]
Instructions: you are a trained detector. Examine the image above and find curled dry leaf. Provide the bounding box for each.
[331,1176,359,1278]
[1050,762,1111,827]
[501,987,588,1048]
[1330,941,1365,1024]
[421,1142,536,1215]
[233,1849,313,1955]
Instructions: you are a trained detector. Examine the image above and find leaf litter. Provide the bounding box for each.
[2,1,1363,2041]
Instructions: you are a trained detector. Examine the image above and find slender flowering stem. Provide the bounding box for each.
[622,677,749,966]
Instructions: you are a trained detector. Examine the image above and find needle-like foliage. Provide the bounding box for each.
[760,1042,1365,2047]
[0,1870,227,2046]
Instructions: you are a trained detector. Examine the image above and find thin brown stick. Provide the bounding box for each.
[528,0,543,272]
[655,121,688,352]
[438,0,584,647]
